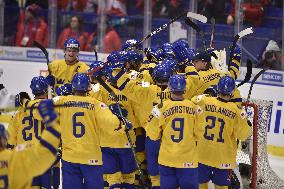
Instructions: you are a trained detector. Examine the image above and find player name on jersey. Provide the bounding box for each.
[63,101,95,110]
[205,104,236,119]
[163,105,195,118]
[157,91,171,100]
[203,72,221,83]
[0,160,8,169]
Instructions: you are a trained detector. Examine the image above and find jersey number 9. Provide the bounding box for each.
[72,112,85,138]
[204,116,225,143]
[171,118,184,143]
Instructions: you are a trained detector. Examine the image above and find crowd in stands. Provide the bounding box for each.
[2,0,283,69]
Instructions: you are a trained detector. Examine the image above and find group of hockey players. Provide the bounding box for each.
[0,36,252,189]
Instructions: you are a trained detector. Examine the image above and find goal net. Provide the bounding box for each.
[237,100,284,189]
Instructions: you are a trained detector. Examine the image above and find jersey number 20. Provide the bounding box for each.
[22,116,42,141]
[204,116,225,143]
[0,175,8,189]
[171,118,184,143]
[73,112,85,138]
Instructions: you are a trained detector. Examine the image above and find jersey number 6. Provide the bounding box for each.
[171,118,184,143]
[0,175,8,189]
[72,112,85,138]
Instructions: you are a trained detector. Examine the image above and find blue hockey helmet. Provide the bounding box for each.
[173,39,195,64]
[120,50,143,64]
[168,74,186,92]
[193,51,211,63]
[152,61,174,84]
[30,76,48,95]
[163,59,178,72]
[64,38,80,50]
[144,47,164,63]
[107,51,124,69]
[121,39,142,51]
[161,42,175,59]
[71,73,90,92]
[89,61,108,77]
[217,76,235,95]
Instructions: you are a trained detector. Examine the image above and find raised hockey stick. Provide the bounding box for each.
[184,12,208,51]
[209,18,216,48]
[228,27,253,69]
[246,68,267,103]
[33,41,53,99]
[95,77,149,189]
[127,11,190,51]
[184,16,218,59]
[33,41,50,69]
[237,59,253,87]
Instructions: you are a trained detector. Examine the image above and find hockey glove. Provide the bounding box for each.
[38,99,58,125]
[109,103,128,118]
[109,104,132,131]
[46,75,55,87]
[15,92,31,107]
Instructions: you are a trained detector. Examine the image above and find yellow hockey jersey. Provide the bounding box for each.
[185,66,242,105]
[145,99,202,168]
[114,69,171,128]
[192,95,252,169]
[8,99,44,147]
[89,83,136,148]
[53,95,121,165]
[48,59,89,90]
[0,119,60,189]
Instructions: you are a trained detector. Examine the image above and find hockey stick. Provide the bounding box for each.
[237,59,253,87]
[33,41,50,69]
[228,27,253,69]
[184,17,218,59]
[184,15,207,51]
[129,11,189,50]
[95,77,149,189]
[246,68,267,103]
[209,18,216,48]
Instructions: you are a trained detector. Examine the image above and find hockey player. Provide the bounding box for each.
[146,74,201,189]
[46,38,89,96]
[107,59,176,188]
[54,73,129,189]
[121,38,143,54]
[192,76,252,189]
[0,98,61,189]
[89,60,138,189]
[184,49,242,105]
[7,76,59,189]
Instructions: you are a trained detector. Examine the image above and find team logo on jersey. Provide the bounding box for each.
[197,106,203,115]
[129,70,139,80]
[183,162,194,168]
[196,95,205,103]
[220,163,231,168]
[88,159,99,165]
[15,144,26,152]
[141,81,150,88]
[240,108,247,119]
[92,83,100,92]
[151,105,161,118]
[100,103,108,109]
